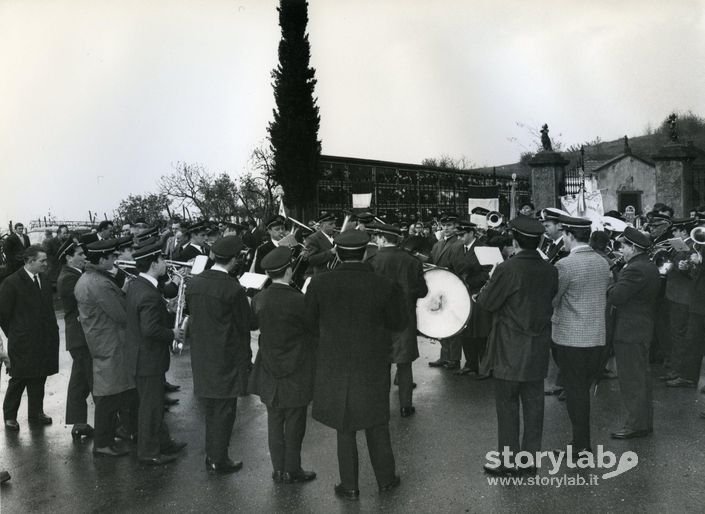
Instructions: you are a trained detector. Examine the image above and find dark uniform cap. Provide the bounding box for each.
[456,221,478,233]
[57,239,78,261]
[85,239,118,255]
[439,213,458,223]
[470,207,490,216]
[260,246,293,273]
[211,235,244,259]
[133,242,162,261]
[333,229,370,250]
[355,212,375,224]
[540,208,565,222]
[508,216,545,238]
[619,226,652,250]
[650,212,672,223]
[556,215,592,229]
[265,215,287,229]
[316,213,336,224]
[188,221,209,234]
[134,236,158,250]
[367,222,401,237]
[671,217,695,229]
[135,226,158,242]
[116,235,134,250]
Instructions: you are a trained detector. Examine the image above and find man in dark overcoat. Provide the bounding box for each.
[305,230,406,500]
[476,216,558,475]
[186,236,253,474]
[56,239,94,439]
[608,227,661,439]
[251,215,287,274]
[367,222,428,417]
[0,245,59,430]
[249,246,317,483]
[126,242,186,465]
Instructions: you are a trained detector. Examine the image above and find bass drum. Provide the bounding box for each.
[417,267,472,339]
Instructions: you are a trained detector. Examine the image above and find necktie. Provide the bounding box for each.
[33,275,41,291]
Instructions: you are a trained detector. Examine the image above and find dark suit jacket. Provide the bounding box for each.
[186,269,254,398]
[430,236,459,268]
[305,262,406,431]
[57,266,87,351]
[368,247,428,363]
[3,233,30,273]
[477,250,558,382]
[0,268,59,377]
[178,242,209,263]
[305,231,334,275]
[126,276,174,377]
[249,283,315,407]
[79,233,99,245]
[608,253,661,344]
[449,240,488,293]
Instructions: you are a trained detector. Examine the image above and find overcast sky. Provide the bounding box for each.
[1,0,704,228]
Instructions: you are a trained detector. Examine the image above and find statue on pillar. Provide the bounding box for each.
[623,135,631,154]
[667,113,678,143]
[540,124,552,151]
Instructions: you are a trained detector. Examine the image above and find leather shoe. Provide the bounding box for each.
[163,397,180,406]
[443,360,460,370]
[334,483,360,501]
[400,406,416,418]
[71,424,94,441]
[4,420,19,431]
[666,377,696,388]
[379,475,401,492]
[483,463,516,476]
[610,429,650,440]
[28,413,52,425]
[428,359,447,368]
[139,454,178,466]
[0,471,10,484]
[558,391,567,401]
[283,469,316,483]
[272,470,284,483]
[658,371,679,381]
[164,381,181,393]
[93,445,130,457]
[474,373,491,381]
[206,457,243,474]
[544,388,563,396]
[161,440,187,455]
[454,366,477,376]
[115,426,137,442]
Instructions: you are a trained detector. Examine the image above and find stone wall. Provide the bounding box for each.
[596,157,656,214]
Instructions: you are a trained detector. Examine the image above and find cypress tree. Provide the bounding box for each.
[268,0,322,217]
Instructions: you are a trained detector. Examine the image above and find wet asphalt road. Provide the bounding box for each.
[2,313,705,513]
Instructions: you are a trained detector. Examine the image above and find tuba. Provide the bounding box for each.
[690,226,705,246]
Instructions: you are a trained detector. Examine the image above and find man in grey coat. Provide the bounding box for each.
[552,215,611,453]
[75,240,136,456]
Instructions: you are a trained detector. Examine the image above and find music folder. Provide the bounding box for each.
[239,272,270,290]
[474,246,504,266]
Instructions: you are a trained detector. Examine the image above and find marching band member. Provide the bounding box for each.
[608,227,661,439]
[476,216,558,475]
[367,222,428,417]
[186,236,254,474]
[305,230,406,500]
[74,240,134,456]
[178,222,210,262]
[252,215,288,274]
[250,246,317,483]
[539,208,569,264]
[56,239,94,440]
[551,215,611,453]
[428,214,462,369]
[126,242,186,465]
[304,213,337,276]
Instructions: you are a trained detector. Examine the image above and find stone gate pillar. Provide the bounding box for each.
[528,151,569,210]
[652,142,695,217]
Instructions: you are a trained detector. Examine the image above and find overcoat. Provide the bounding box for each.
[429,236,459,268]
[3,233,30,274]
[476,250,558,382]
[304,231,334,275]
[126,276,173,377]
[449,240,492,337]
[249,283,315,407]
[186,269,253,398]
[0,268,59,378]
[75,266,135,396]
[368,247,428,363]
[57,266,87,351]
[552,246,611,347]
[607,253,661,344]
[305,262,406,431]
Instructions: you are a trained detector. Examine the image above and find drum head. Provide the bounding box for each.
[417,268,472,339]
